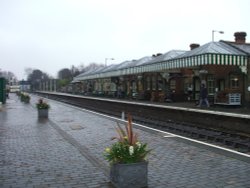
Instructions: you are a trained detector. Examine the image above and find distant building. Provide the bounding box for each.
[19,80,31,92]
[72,31,250,106]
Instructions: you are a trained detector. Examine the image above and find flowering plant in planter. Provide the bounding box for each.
[104,114,150,164]
[36,98,50,109]
[20,92,30,103]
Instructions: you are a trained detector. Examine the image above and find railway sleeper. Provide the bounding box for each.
[224,138,250,149]
[199,130,222,140]
[214,136,231,143]
[69,104,250,152]
[234,142,250,151]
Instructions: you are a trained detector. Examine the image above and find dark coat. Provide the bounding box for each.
[200,86,208,99]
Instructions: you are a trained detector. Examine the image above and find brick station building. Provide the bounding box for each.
[72,32,250,106]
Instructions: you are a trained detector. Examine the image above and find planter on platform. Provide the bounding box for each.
[110,161,148,188]
[38,109,49,118]
[36,98,50,119]
[104,114,151,188]
[23,98,30,103]
[20,92,30,103]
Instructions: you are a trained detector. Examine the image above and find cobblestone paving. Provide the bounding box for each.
[1,94,250,188]
[0,95,112,188]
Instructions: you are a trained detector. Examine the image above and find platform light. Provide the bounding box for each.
[212,30,224,41]
[105,58,115,66]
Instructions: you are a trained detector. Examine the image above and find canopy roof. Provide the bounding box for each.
[73,42,248,82]
[221,41,250,55]
[178,42,246,58]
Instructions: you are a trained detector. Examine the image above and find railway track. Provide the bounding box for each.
[37,92,250,154]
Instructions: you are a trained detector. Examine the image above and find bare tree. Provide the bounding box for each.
[27,69,49,90]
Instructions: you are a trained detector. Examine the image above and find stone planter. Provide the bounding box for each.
[110,161,148,188]
[23,98,30,103]
[38,109,49,118]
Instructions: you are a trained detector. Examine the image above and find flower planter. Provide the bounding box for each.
[110,161,148,188]
[38,109,49,118]
[23,98,30,103]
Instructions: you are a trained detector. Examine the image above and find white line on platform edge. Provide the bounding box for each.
[46,97,250,159]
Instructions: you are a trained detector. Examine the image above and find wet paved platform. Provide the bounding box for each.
[1,93,250,188]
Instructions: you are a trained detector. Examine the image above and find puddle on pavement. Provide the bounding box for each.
[69,125,84,130]
[59,119,74,123]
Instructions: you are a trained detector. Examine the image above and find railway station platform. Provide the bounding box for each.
[1,93,250,188]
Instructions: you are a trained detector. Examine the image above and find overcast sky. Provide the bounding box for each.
[0,0,249,80]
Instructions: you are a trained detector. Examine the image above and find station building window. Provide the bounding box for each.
[132,81,137,93]
[158,75,163,91]
[170,79,176,90]
[218,79,225,91]
[207,75,215,95]
[230,74,240,89]
[152,76,156,90]
[146,76,151,90]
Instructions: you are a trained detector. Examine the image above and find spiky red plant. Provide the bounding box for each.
[112,113,138,146]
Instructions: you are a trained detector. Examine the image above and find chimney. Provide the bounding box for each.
[234,32,247,44]
[190,43,200,50]
[152,53,162,57]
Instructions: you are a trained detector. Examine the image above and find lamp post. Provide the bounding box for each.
[105,58,115,66]
[212,30,224,41]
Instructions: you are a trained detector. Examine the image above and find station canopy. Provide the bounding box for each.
[72,41,248,82]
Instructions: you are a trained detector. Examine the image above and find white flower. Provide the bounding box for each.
[105,148,110,153]
[129,146,134,156]
[136,142,141,148]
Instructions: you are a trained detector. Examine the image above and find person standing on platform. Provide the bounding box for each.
[198,83,210,107]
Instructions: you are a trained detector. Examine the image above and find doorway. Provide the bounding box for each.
[193,77,201,100]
